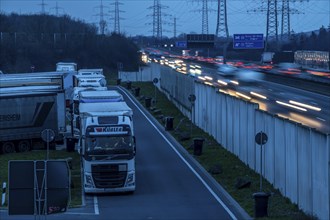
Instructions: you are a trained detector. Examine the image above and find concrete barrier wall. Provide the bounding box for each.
[194,82,330,220]
[118,63,160,82]
[131,64,330,219]
[160,65,195,111]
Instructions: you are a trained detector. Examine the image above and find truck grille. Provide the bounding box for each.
[91,164,127,188]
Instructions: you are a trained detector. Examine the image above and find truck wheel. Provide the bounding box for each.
[2,142,15,154]
[18,140,31,152]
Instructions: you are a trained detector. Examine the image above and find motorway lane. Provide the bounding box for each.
[93,87,241,219]
[201,68,330,133]
[235,81,330,133]
[0,86,250,220]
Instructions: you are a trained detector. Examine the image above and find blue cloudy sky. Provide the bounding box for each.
[1,0,329,37]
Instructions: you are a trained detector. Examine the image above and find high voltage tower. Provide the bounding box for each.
[148,0,168,40]
[167,16,180,38]
[194,0,231,36]
[266,0,278,49]
[95,0,109,35]
[281,0,290,37]
[50,2,64,16]
[192,0,211,34]
[216,0,229,38]
[110,0,124,34]
[39,0,47,14]
[201,0,209,34]
[173,17,177,38]
[249,0,305,50]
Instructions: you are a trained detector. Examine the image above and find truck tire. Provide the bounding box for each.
[2,142,15,154]
[18,140,31,152]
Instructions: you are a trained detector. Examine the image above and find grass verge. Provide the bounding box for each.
[126,81,314,220]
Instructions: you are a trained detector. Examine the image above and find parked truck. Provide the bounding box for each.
[72,87,108,108]
[0,72,65,88]
[261,52,275,64]
[73,74,107,88]
[56,62,77,72]
[78,102,136,193]
[0,85,66,154]
[78,68,103,76]
[73,90,124,135]
[78,90,123,104]
[56,63,77,107]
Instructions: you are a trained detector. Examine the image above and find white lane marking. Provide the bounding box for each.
[119,87,238,220]
[94,196,100,215]
[316,117,326,122]
[65,212,99,215]
[81,181,86,206]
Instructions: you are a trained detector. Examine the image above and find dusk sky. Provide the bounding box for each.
[1,0,329,37]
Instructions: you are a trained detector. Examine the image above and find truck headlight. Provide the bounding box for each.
[85,174,94,187]
[126,173,134,184]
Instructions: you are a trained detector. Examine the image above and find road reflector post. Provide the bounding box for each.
[165,117,174,131]
[126,81,132,89]
[66,137,76,152]
[193,138,204,156]
[145,97,152,108]
[253,192,270,218]
[135,87,140,97]
[1,182,6,206]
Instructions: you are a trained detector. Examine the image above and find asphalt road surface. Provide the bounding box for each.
[0,86,251,220]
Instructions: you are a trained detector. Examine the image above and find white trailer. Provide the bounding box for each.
[79,90,123,103]
[56,62,77,72]
[261,52,275,64]
[78,68,103,76]
[73,90,123,129]
[0,85,66,154]
[79,102,136,193]
[73,75,107,88]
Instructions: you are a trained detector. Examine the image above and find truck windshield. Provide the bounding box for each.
[85,136,134,160]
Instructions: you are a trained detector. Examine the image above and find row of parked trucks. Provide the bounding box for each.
[0,62,136,193]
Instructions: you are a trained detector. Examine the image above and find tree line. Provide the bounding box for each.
[0,13,141,74]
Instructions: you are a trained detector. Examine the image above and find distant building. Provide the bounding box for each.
[294,50,329,70]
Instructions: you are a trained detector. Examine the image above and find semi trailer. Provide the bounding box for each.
[78,102,136,193]
[0,86,66,154]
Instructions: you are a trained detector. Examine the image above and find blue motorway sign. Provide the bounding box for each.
[176,41,187,48]
[233,34,264,49]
